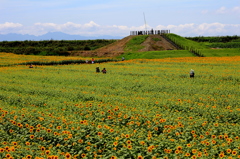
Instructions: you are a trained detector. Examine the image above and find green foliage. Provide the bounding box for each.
[153,37,161,42]
[186,35,240,43]
[120,50,195,59]
[165,34,208,50]
[205,42,240,48]
[201,48,240,57]
[124,35,148,52]
[0,39,116,56]
[161,34,206,57]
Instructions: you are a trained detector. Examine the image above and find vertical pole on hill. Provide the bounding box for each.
[143,12,147,33]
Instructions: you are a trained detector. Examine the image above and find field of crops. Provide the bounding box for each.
[0,54,240,158]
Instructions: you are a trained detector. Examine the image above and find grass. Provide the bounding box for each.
[165,34,208,50]
[201,48,240,57]
[119,50,195,59]
[124,35,148,52]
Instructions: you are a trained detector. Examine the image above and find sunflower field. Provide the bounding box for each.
[0,54,240,159]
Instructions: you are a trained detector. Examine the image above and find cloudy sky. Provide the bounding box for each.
[1,0,240,37]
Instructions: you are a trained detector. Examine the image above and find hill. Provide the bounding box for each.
[70,35,178,57]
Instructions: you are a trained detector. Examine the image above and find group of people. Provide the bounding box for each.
[28,62,194,78]
[96,67,107,74]
[86,58,95,64]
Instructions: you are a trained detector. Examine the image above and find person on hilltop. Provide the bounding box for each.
[102,68,107,74]
[190,69,195,78]
[96,66,100,73]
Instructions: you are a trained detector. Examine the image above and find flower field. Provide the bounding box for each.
[0,55,240,159]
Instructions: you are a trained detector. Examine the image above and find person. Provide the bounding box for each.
[102,68,107,74]
[122,57,125,61]
[92,58,94,64]
[96,66,100,73]
[190,69,195,78]
[29,64,34,68]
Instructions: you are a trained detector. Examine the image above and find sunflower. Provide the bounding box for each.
[65,153,71,159]
[26,155,32,159]
[29,135,34,139]
[137,156,144,159]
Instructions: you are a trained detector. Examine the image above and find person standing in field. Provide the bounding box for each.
[92,58,95,64]
[96,66,100,73]
[102,68,107,74]
[190,69,195,78]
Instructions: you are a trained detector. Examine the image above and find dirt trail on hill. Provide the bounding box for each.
[140,35,177,51]
[70,35,177,57]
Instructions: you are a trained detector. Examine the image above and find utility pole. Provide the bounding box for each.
[143,12,147,32]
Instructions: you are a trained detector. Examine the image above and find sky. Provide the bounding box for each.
[1,0,240,37]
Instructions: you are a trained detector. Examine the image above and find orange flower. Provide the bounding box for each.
[78,139,83,143]
[40,146,45,151]
[232,150,238,155]
[0,148,5,153]
[26,155,32,159]
[65,153,71,159]
[5,154,11,158]
[125,134,130,138]
[81,153,86,158]
[219,153,225,158]
[226,149,232,154]
[176,146,182,151]
[45,150,50,155]
[86,146,91,151]
[126,140,131,144]
[113,141,118,146]
[127,145,132,150]
[185,153,191,157]
[137,156,144,159]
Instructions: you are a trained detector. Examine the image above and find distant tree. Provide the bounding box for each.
[84,45,91,50]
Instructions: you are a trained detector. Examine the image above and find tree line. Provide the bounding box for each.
[186,35,240,43]
[0,39,116,56]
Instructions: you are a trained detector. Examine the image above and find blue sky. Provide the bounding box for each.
[1,0,240,37]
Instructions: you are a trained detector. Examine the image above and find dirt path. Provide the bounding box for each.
[139,35,177,51]
[70,35,177,57]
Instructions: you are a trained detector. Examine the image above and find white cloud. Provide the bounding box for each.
[233,6,240,13]
[1,21,240,37]
[0,22,23,31]
[216,7,227,14]
[156,23,240,36]
[215,6,240,14]
[201,10,208,14]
